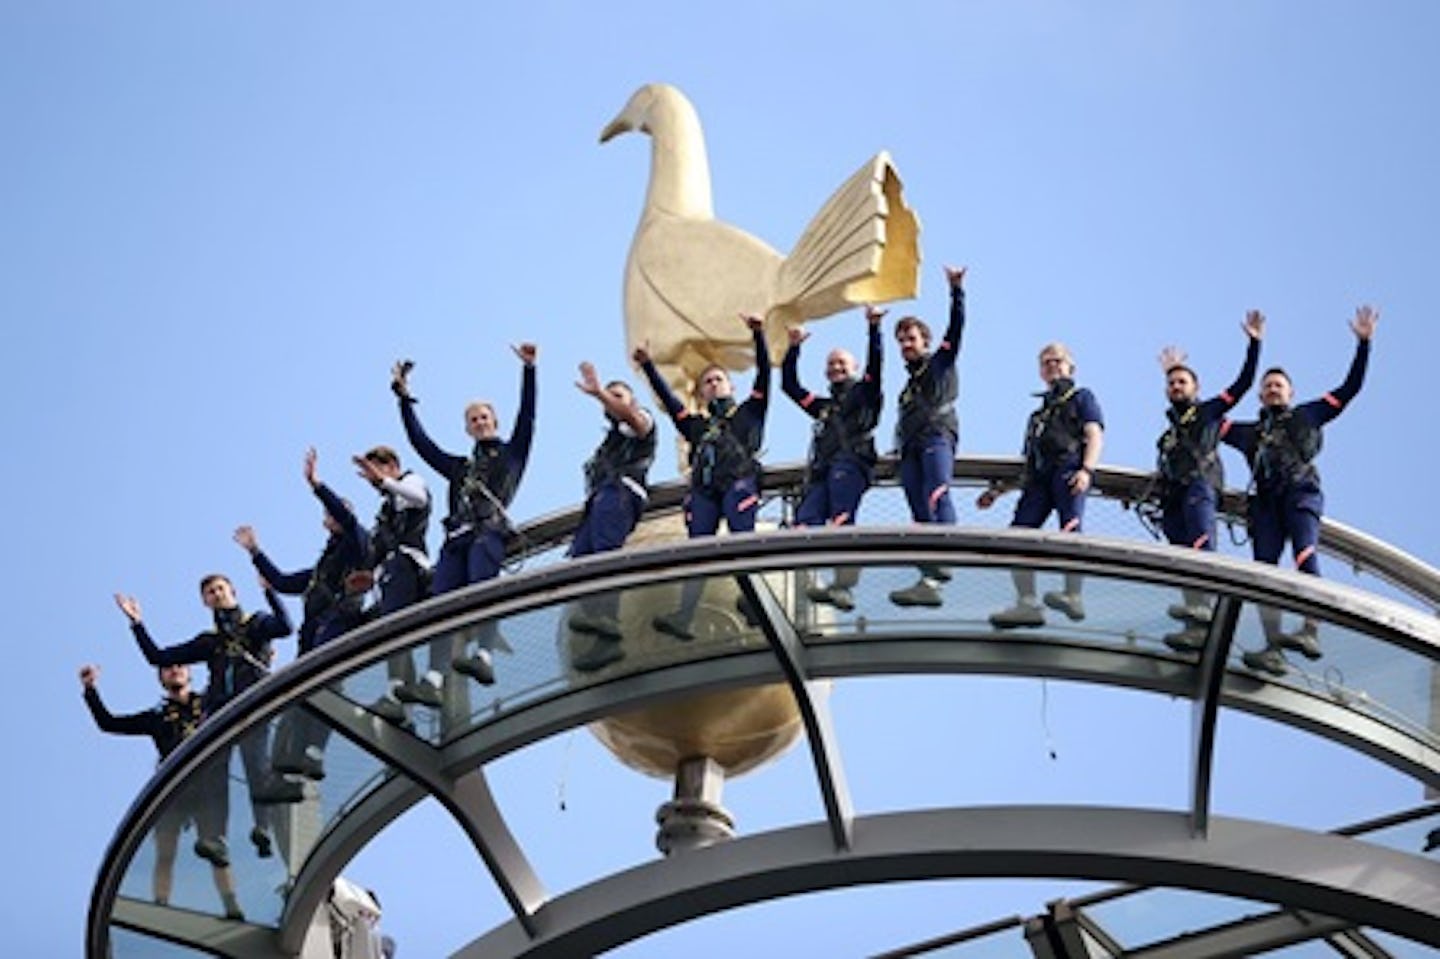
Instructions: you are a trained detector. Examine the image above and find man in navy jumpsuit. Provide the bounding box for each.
[566,360,656,672]
[636,314,769,641]
[889,265,968,608]
[393,344,537,685]
[982,342,1105,628]
[1154,311,1263,652]
[1222,305,1377,675]
[234,447,369,799]
[80,661,244,920]
[782,304,885,611]
[115,575,292,860]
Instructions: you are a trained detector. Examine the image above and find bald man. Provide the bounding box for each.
[782,305,885,610]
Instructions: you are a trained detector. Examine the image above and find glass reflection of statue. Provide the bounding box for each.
[588,82,921,852]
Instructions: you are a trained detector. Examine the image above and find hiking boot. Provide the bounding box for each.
[1163,626,1208,653]
[1042,591,1086,621]
[652,612,695,641]
[370,696,407,724]
[806,583,855,611]
[453,650,495,685]
[1167,602,1213,624]
[273,749,324,781]
[252,777,305,805]
[1277,623,1322,660]
[1242,646,1288,677]
[568,611,622,639]
[224,902,246,922]
[249,827,272,859]
[194,836,230,868]
[572,637,626,673]
[889,580,942,608]
[990,601,1044,629]
[394,678,443,707]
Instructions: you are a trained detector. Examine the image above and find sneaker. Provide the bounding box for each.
[1163,626,1207,653]
[249,827,272,859]
[572,637,626,673]
[919,564,953,583]
[1277,623,1322,660]
[273,751,325,781]
[1242,647,1289,677]
[1167,602,1213,625]
[652,612,696,641]
[453,650,495,685]
[252,777,305,805]
[370,696,407,724]
[568,611,622,639]
[806,584,855,611]
[990,602,1044,629]
[194,836,230,868]
[394,679,443,708]
[889,581,942,608]
[1424,827,1440,853]
[224,903,246,922]
[1042,591,1085,621]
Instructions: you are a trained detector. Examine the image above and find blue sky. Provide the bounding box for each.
[3,2,1438,956]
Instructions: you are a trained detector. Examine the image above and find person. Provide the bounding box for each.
[393,345,537,686]
[349,445,434,722]
[115,574,292,858]
[1153,311,1264,653]
[1221,305,1378,675]
[889,265,968,607]
[981,341,1105,628]
[635,314,770,640]
[80,662,244,920]
[565,361,657,672]
[782,304,885,611]
[234,447,370,799]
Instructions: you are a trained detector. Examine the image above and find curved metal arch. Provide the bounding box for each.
[89,527,1440,958]
[450,806,1440,958]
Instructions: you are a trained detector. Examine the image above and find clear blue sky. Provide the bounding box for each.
[3,2,1437,955]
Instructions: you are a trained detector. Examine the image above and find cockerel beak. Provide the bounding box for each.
[600,114,635,143]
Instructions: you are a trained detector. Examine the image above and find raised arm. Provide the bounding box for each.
[636,344,690,426]
[860,306,885,403]
[393,361,464,477]
[1326,306,1376,409]
[577,362,652,436]
[234,526,311,595]
[744,315,770,403]
[930,266,968,374]
[251,585,293,640]
[115,594,209,667]
[506,344,539,472]
[80,665,153,736]
[780,327,817,413]
[1212,311,1264,413]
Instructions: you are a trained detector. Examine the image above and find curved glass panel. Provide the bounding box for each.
[111,926,218,957]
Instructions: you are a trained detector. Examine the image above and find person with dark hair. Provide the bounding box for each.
[783,304,886,611]
[80,662,245,920]
[346,444,434,721]
[233,447,370,798]
[888,265,967,608]
[1221,305,1378,675]
[635,314,769,641]
[1153,311,1264,653]
[981,341,1105,628]
[115,574,291,859]
[392,344,537,686]
[566,361,656,672]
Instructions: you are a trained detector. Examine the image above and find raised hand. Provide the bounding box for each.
[787,326,809,346]
[513,342,539,365]
[1243,309,1266,340]
[233,525,259,554]
[391,360,414,400]
[1351,305,1379,340]
[576,361,603,397]
[1158,345,1187,372]
[864,304,887,326]
[632,341,651,366]
[740,312,764,331]
[303,447,319,488]
[114,593,142,625]
[943,264,967,289]
[353,455,384,487]
[79,664,99,689]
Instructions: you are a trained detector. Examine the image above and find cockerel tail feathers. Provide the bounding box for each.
[771,152,921,326]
